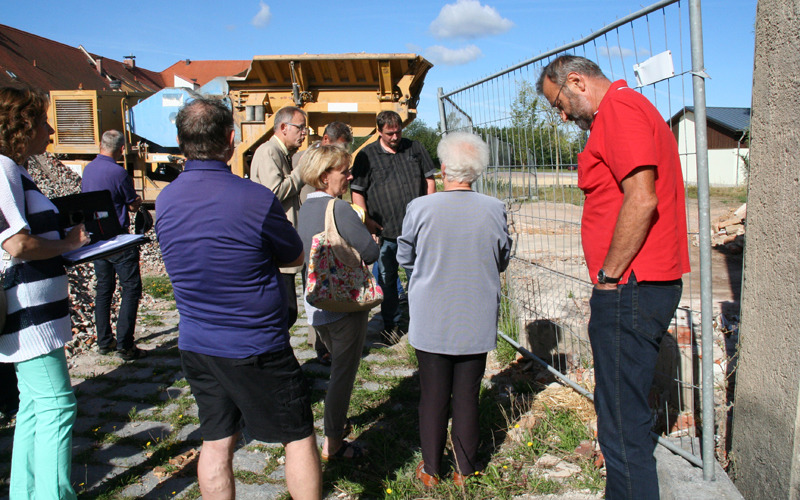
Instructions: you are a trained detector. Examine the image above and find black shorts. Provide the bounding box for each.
[180,347,314,443]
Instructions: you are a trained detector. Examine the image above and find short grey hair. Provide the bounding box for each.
[274,106,306,127]
[176,97,234,161]
[323,121,353,144]
[100,129,124,152]
[535,55,607,94]
[437,132,489,184]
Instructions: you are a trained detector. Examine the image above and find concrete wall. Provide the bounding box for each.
[676,114,748,186]
[730,1,800,498]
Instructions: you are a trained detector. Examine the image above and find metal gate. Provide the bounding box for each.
[438,0,716,477]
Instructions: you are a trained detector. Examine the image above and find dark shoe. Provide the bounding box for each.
[321,440,365,462]
[317,351,331,366]
[117,346,147,361]
[416,461,440,487]
[98,339,117,355]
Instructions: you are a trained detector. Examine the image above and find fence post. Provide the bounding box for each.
[688,0,716,481]
[437,87,448,136]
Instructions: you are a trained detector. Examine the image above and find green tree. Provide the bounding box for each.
[404,119,441,167]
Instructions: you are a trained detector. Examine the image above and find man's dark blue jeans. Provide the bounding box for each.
[377,238,411,330]
[588,273,682,500]
[94,247,142,351]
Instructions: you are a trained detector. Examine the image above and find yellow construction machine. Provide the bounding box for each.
[46,53,433,204]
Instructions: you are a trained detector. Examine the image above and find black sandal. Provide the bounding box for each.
[321,441,365,461]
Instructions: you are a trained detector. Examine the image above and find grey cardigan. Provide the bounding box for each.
[397,190,512,355]
[298,192,379,325]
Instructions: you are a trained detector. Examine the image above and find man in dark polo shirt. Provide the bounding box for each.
[351,111,436,339]
[537,55,689,499]
[155,97,321,499]
[81,129,144,360]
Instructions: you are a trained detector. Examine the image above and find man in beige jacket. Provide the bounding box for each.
[251,106,307,327]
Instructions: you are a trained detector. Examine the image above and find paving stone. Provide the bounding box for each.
[185,402,199,418]
[120,469,197,499]
[100,420,173,441]
[72,436,96,456]
[73,378,113,395]
[138,355,183,368]
[269,465,286,480]
[362,353,388,363]
[159,386,189,401]
[233,448,268,474]
[360,381,387,392]
[159,402,179,417]
[80,397,155,417]
[243,438,283,450]
[112,365,156,380]
[94,442,149,468]
[109,382,164,400]
[374,366,416,378]
[290,335,308,348]
[71,462,128,492]
[294,349,317,361]
[176,423,202,442]
[232,480,287,499]
[69,359,121,378]
[73,415,103,434]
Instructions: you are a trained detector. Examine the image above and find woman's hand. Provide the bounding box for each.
[65,224,91,251]
[2,224,90,261]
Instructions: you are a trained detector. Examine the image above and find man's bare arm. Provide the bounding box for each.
[426,177,436,195]
[277,251,305,269]
[597,165,658,289]
[351,190,382,235]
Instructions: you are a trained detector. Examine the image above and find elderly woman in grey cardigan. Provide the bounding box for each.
[297,145,379,461]
[398,132,512,487]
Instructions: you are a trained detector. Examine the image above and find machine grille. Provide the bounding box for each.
[55,99,95,145]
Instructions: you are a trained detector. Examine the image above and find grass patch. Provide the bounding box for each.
[496,281,520,365]
[686,184,747,204]
[140,313,165,327]
[142,276,174,300]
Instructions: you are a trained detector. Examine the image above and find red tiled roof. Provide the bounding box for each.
[159,60,250,87]
[0,23,165,92]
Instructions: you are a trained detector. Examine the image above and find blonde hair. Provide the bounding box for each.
[299,145,352,190]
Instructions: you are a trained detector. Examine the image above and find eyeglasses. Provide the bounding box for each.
[286,122,307,134]
[552,80,567,110]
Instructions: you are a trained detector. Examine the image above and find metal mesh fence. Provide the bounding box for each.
[439,0,712,471]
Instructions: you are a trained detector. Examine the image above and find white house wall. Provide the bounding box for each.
[675,112,747,187]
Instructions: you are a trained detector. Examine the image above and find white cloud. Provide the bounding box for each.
[425,45,483,65]
[598,46,634,58]
[251,2,271,28]
[430,0,513,39]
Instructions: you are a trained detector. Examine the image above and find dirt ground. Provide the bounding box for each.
[508,195,744,320]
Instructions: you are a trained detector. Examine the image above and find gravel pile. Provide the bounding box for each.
[26,153,166,357]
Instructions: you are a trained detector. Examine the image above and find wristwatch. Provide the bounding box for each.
[597,269,621,284]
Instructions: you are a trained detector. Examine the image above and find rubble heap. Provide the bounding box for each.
[26,153,165,356]
[711,203,746,254]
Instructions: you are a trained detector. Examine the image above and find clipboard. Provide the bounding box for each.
[61,234,149,265]
[51,191,149,265]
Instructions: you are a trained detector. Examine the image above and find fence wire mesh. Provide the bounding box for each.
[439,0,711,471]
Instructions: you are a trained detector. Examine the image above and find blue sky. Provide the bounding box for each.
[4,0,755,126]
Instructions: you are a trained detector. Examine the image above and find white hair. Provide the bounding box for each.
[437,132,490,183]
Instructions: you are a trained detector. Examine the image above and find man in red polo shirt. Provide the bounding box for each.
[537,55,690,499]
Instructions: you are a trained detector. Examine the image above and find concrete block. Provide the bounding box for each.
[655,441,743,499]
